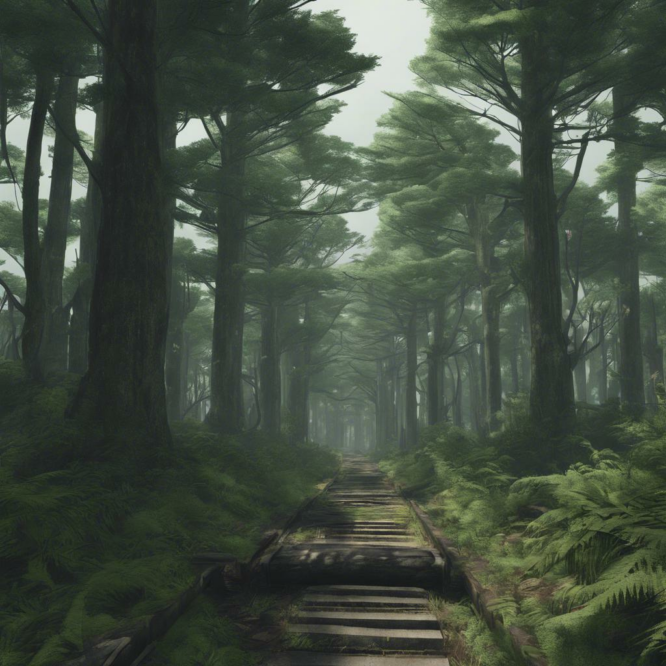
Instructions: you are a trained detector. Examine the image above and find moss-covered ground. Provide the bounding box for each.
[0,360,338,666]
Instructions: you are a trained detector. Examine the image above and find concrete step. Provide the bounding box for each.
[293,611,440,630]
[302,595,429,608]
[306,586,429,599]
[266,653,449,666]
[287,625,445,653]
[325,529,410,535]
[313,540,421,548]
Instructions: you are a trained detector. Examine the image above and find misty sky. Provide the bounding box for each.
[1,0,617,268]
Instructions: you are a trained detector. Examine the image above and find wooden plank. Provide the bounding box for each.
[265,653,450,666]
[302,595,429,607]
[306,585,429,598]
[292,611,440,630]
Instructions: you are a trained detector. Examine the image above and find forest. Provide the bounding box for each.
[2,1,666,666]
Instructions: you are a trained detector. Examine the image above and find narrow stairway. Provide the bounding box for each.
[264,457,449,666]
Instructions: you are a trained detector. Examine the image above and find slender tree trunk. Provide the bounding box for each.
[427,299,445,425]
[21,70,54,380]
[479,340,487,419]
[614,87,644,412]
[6,298,20,360]
[521,304,531,391]
[482,284,502,428]
[452,359,463,427]
[644,295,663,407]
[69,102,104,374]
[260,303,281,434]
[510,349,519,394]
[287,331,311,444]
[520,33,575,433]
[68,0,171,448]
[467,347,482,431]
[207,115,246,434]
[405,308,418,448]
[608,325,621,400]
[166,279,186,421]
[40,75,78,375]
[574,356,587,403]
[470,204,502,429]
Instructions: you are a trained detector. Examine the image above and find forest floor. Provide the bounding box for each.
[0,360,338,666]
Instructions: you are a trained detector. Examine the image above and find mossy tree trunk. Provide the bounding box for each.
[69,102,103,375]
[260,302,281,434]
[614,87,644,413]
[21,69,54,380]
[41,75,78,375]
[69,0,171,448]
[207,113,247,434]
[405,307,418,448]
[520,32,575,433]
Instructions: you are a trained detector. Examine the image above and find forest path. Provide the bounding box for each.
[263,456,450,666]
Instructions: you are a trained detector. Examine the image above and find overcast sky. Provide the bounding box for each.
[1,0,617,269]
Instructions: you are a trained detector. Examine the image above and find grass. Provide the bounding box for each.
[0,360,339,666]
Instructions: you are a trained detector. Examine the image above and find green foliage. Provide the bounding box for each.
[0,361,337,666]
[144,597,255,666]
[383,410,666,666]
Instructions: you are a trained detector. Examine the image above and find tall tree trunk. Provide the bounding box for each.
[6,298,20,360]
[260,303,281,434]
[69,102,104,374]
[68,0,171,448]
[21,70,54,380]
[405,308,418,448]
[207,115,246,434]
[166,278,187,421]
[574,357,587,403]
[287,305,311,444]
[427,298,445,425]
[510,312,520,394]
[521,304,531,391]
[521,33,575,433]
[608,325,621,400]
[452,359,463,427]
[40,75,79,375]
[467,346,483,431]
[614,87,644,412]
[644,295,663,407]
[470,203,502,429]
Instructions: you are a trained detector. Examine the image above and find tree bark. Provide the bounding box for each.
[574,355,587,403]
[520,33,575,433]
[40,75,78,375]
[466,346,483,432]
[207,113,247,434]
[69,102,104,374]
[614,87,644,412]
[521,304,531,391]
[260,303,281,434]
[644,295,663,407]
[166,278,187,421]
[287,305,311,444]
[68,0,172,449]
[468,203,502,429]
[427,299,445,426]
[405,307,418,448]
[21,70,54,380]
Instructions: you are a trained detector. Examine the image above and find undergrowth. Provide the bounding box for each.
[0,360,338,666]
[381,401,666,666]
